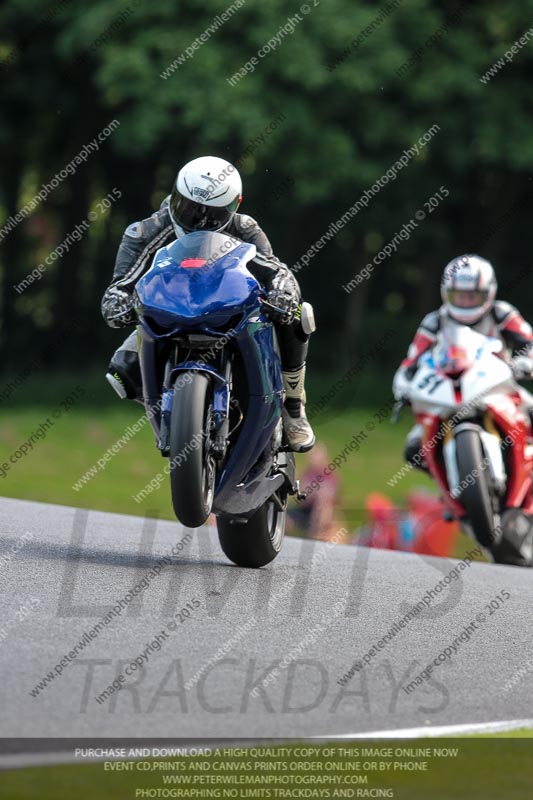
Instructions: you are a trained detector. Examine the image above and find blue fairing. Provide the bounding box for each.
[135,230,286,517]
[135,231,260,333]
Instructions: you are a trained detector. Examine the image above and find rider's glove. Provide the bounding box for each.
[512,355,533,380]
[102,287,136,328]
[263,285,299,325]
[392,367,411,401]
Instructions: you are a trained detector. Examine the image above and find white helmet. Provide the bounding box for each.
[441,254,497,324]
[169,156,242,234]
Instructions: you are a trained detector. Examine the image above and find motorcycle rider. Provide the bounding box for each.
[393,254,533,469]
[101,155,316,453]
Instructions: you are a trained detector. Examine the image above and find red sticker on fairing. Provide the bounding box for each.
[181,258,207,268]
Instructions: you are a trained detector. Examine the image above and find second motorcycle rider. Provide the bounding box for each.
[393,254,533,469]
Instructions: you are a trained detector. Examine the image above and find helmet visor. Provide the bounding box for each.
[445,289,488,310]
[169,188,240,232]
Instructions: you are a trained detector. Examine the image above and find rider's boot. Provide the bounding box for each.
[105,332,143,401]
[281,364,315,453]
[404,424,428,473]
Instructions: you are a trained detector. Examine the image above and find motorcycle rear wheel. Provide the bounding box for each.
[169,372,215,528]
[455,428,496,548]
[217,497,286,568]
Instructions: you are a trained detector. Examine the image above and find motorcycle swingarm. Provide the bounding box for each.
[214,451,297,520]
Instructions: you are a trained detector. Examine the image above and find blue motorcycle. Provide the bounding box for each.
[133,230,300,567]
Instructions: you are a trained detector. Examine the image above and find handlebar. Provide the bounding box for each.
[512,366,533,381]
[259,298,292,323]
[391,397,409,424]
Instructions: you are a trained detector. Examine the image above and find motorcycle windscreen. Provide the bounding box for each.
[435,325,497,376]
[135,231,260,329]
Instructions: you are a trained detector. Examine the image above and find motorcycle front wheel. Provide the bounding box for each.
[217,497,286,568]
[169,372,215,528]
[455,428,496,548]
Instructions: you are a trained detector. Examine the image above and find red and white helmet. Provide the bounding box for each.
[441,254,497,324]
[169,156,242,234]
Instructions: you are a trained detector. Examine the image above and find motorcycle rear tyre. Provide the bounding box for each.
[217,498,286,568]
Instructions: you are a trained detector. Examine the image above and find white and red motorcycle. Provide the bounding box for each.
[394,325,533,565]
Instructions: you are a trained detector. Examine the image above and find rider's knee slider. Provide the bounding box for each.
[299,302,316,335]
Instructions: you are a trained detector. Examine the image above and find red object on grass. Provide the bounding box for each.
[364,492,398,550]
[361,490,459,556]
[407,491,458,557]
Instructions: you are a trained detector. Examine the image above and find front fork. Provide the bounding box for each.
[158,357,176,455]
[442,418,506,500]
[211,355,232,460]
[158,347,232,460]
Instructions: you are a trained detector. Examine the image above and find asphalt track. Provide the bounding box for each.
[0,497,532,747]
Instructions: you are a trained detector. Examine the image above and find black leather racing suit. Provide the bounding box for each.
[101,200,311,394]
